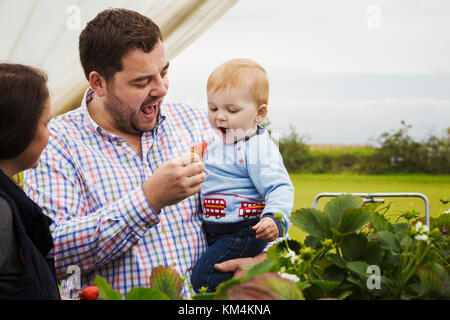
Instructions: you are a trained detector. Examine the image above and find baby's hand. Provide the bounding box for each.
[252,217,280,242]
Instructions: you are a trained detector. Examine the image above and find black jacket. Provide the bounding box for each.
[0,169,60,300]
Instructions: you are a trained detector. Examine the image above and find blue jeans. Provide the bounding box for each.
[190,221,267,293]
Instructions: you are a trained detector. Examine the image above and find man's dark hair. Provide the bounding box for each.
[0,63,48,159]
[79,8,162,82]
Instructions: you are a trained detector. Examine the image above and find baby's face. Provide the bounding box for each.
[207,86,261,144]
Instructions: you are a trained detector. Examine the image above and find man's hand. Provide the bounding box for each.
[252,217,279,242]
[142,153,205,213]
[214,253,267,279]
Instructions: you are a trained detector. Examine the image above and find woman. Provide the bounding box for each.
[0,63,60,299]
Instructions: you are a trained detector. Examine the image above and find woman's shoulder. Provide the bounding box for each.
[0,194,17,247]
[0,194,25,292]
[0,195,17,258]
[0,195,14,235]
[0,194,13,217]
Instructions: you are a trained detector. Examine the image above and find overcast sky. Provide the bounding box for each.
[2,0,449,144]
[165,0,450,144]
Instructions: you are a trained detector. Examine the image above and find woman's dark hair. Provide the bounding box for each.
[0,63,48,159]
[79,8,162,82]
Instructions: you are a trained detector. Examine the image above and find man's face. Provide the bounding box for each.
[103,40,169,134]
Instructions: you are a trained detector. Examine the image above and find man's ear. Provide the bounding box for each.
[255,104,267,123]
[89,71,107,98]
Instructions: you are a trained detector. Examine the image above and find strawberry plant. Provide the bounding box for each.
[93,195,449,300]
[257,195,449,299]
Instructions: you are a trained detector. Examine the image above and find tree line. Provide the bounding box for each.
[275,121,450,174]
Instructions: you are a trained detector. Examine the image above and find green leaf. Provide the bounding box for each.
[125,287,170,300]
[215,278,243,300]
[290,208,331,239]
[304,235,321,249]
[428,262,450,285]
[93,276,123,300]
[340,233,368,261]
[345,261,370,277]
[297,281,311,291]
[324,253,346,269]
[377,231,401,253]
[310,280,341,296]
[226,273,304,300]
[382,250,401,272]
[408,282,425,297]
[330,227,353,240]
[192,293,217,300]
[431,214,450,229]
[336,290,353,300]
[346,275,366,291]
[324,195,363,228]
[266,239,302,260]
[337,208,370,234]
[323,265,347,283]
[370,211,395,233]
[418,263,450,297]
[246,259,277,278]
[416,265,445,295]
[149,266,183,300]
[393,223,409,237]
[380,276,396,293]
[360,241,385,265]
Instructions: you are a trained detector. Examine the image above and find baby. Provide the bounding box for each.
[190,59,294,293]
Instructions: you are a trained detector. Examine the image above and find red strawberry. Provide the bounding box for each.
[191,142,208,158]
[80,286,99,300]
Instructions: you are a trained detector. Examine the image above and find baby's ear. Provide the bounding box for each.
[256,104,267,123]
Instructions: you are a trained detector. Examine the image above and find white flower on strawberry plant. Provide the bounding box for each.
[414,234,429,242]
[283,248,299,264]
[415,221,429,234]
[278,272,300,283]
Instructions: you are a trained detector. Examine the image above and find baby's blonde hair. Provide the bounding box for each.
[207,58,269,106]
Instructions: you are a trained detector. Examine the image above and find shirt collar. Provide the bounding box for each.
[81,88,102,135]
[234,124,266,144]
[81,87,167,137]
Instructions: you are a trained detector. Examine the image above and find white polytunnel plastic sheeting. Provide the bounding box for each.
[0,0,238,115]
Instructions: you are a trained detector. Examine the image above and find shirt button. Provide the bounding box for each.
[117,141,123,146]
[161,227,167,233]
[171,261,176,267]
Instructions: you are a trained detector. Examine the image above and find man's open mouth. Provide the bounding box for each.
[141,102,159,120]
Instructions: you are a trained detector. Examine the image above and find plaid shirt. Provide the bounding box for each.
[23,89,215,298]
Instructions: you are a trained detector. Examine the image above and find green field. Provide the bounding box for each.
[309,147,375,157]
[288,173,450,240]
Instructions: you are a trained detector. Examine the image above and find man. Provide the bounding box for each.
[24,8,264,298]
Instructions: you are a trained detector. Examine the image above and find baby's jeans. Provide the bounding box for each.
[190,220,267,293]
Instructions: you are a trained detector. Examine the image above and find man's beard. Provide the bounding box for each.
[103,88,159,135]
